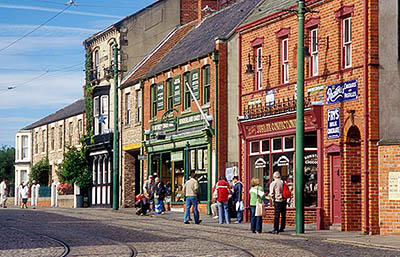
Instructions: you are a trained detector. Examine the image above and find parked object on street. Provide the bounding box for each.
[0,179,8,208]
[249,177,264,233]
[269,171,286,234]
[212,175,231,224]
[183,173,201,224]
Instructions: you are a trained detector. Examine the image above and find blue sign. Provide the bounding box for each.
[327,108,340,139]
[326,79,358,104]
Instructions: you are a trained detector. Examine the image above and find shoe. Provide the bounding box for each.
[256,232,262,234]
[252,231,256,233]
[269,230,279,234]
[279,229,285,232]
[233,221,240,224]
[195,220,202,224]
[213,216,219,219]
[184,221,190,224]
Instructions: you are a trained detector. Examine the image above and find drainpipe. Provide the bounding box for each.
[140,80,144,194]
[212,50,219,183]
[238,32,243,182]
[363,0,370,235]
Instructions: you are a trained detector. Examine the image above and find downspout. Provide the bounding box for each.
[363,0,370,234]
[238,32,243,181]
[212,50,219,183]
[140,80,145,194]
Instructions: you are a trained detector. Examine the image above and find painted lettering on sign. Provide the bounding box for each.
[326,79,358,104]
[327,107,340,139]
[173,76,181,105]
[246,116,313,136]
[178,113,203,127]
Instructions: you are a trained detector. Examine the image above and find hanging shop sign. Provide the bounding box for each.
[266,89,275,106]
[173,76,181,106]
[254,157,267,169]
[191,69,200,99]
[389,172,400,200]
[326,79,358,104]
[327,107,340,139]
[138,154,147,160]
[157,82,164,110]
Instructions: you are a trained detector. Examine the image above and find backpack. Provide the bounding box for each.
[283,183,291,199]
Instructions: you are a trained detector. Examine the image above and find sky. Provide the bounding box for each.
[0,0,155,147]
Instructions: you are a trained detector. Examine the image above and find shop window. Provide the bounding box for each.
[250,155,270,204]
[304,151,318,207]
[261,139,270,153]
[272,138,282,152]
[284,136,294,151]
[310,28,318,76]
[281,37,289,84]
[250,141,260,154]
[272,152,294,207]
[342,17,352,68]
[202,66,210,105]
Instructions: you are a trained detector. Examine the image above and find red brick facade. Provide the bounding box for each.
[237,0,379,234]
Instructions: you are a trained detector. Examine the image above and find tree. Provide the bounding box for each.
[0,145,15,184]
[57,146,91,190]
[30,157,50,185]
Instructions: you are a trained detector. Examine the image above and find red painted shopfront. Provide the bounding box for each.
[238,102,324,229]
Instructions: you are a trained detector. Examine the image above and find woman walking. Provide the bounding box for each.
[249,177,264,233]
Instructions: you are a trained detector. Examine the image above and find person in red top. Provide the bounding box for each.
[212,175,231,224]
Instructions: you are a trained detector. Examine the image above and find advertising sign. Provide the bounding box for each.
[389,172,400,200]
[327,107,340,139]
[157,82,164,110]
[326,79,358,104]
[191,69,200,99]
[173,76,181,106]
[266,89,275,106]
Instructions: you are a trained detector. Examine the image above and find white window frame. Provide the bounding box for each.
[136,89,142,123]
[100,95,109,134]
[282,38,289,83]
[256,47,263,90]
[22,135,29,160]
[78,119,83,140]
[125,92,131,125]
[109,42,115,66]
[16,136,20,160]
[41,129,46,153]
[260,139,270,154]
[310,28,318,76]
[250,141,260,155]
[283,136,295,151]
[272,137,283,153]
[93,96,100,135]
[343,17,352,68]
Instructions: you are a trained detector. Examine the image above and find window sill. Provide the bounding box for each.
[181,108,192,115]
[201,103,211,109]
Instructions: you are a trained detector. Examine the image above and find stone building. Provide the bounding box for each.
[378,0,400,235]
[15,99,85,197]
[236,0,379,234]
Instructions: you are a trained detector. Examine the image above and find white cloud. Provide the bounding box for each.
[0,4,124,19]
[0,24,98,34]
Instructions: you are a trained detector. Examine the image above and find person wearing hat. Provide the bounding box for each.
[143,175,155,213]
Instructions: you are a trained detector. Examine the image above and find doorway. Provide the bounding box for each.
[331,154,342,225]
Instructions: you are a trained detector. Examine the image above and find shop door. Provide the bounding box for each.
[331,155,342,225]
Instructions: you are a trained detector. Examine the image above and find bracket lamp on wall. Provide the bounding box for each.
[244,53,271,79]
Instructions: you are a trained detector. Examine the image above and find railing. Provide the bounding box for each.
[243,94,312,120]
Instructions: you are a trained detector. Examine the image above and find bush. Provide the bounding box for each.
[57,146,92,190]
[57,183,74,195]
[30,157,50,185]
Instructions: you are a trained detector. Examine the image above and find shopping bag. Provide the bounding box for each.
[255,200,265,216]
[236,201,244,211]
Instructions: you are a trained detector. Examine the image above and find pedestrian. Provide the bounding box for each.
[31,180,40,209]
[18,182,24,206]
[135,193,150,216]
[143,175,155,213]
[183,172,201,224]
[155,177,166,215]
[269,171,286,234]
[212,174,231,224]
[20,182,29,209]
[210,200,219,219]
[0,179,8,208]
[232,176,244,223]
[249,177,264,233]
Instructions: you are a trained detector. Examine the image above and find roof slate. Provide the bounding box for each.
[22,99,85,130]
[240,0,296,26]
[121,21,196,87]
[147,0,262,78]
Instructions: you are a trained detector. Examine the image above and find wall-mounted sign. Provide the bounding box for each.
[304,153,318,165]
[246,116,313,136]
[138,154,147,160]
[178,113,204,128]
[254,158,267,169]
[151,120,175,133]
[248,99,261,106]
[327,107,340,139]
[173,76,181,106]
[157,82,164,110]
[307,84,324,94]
[389,172,400,200]
[266,89,275,106]
[171,151,183,162]
[191,69,200,99]
[326,79,358,104]
[277,155,290,166]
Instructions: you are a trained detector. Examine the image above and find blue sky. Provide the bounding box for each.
[0,0,155,147]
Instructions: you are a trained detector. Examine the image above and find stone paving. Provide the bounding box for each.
[1,206,400,257]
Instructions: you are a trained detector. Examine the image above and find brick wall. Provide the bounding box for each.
[378,144,400,235]
[262,208,317,225]
[122,151,137,207]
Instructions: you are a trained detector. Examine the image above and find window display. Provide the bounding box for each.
[273,152,294,207]
[304,151,317,207]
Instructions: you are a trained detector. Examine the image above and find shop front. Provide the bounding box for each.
[144,112,213,213]
[238,104,323,228]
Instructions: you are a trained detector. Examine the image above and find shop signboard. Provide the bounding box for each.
[151,120,175,133]
[266,89,275,106]
[138,154,147,160]
[171,151,183,162]
[157,82,164,110]
[389,172,400,200]
[307,84,324,94]
[248,99,261,106]
[277,155,290,166]
[191,69,200,99]
[327,107,340,139]
[173,76,181,106]
[326,79,358,104]
[178,112,204,129]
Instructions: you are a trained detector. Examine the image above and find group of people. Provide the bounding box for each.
[0,179,41,209]
[135,175,167,216]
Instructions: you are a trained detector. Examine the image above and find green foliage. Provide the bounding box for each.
[0,146,15,184]
[85,48,94,137]
[57,146,92,189]
[30,157,50,185]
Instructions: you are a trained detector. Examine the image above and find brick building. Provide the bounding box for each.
[15,99,85,196]
[236,0,379,234]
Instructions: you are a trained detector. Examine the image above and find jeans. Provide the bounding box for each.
[217,201,230,224]
[184,196,199,223]
[274,200,286,232]
[234,200,243,222]
[250,206,262,233]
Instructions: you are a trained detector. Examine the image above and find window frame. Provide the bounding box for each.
[183,72,191,110]
[69,122,73,145]
[310,28,318,77]
[342,17,352,68]
[167,79,173,110]
[125,92,131,125]
[283,136,295,151]
[41,129,46,153]
[256,47,263,90]
[50,127,55,151]
[59,125,63,150]
[272,137,283,153]
[151,84,157,118]
[136,89,142,123]
[281,37,289,84]
[22,135,28,160]
[202,65,210,105]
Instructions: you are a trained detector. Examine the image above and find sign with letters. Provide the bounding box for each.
[157,82,164,110]
[327,107,340,139]
[326,79,358,104]
[266,89,275,106]
[389,172,400,200]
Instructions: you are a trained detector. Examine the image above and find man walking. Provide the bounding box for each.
[183,173,201,224]
[0,179,8,208]
[269,171,286,234]
[31,180,40,208]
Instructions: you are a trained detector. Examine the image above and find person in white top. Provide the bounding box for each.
[31,180,40,208]
[20,182,29,209]
[0,179,8,208]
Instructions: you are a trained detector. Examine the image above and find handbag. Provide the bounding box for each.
[236,201,244,211]
[213,183,219,199]
[255,188,265,217]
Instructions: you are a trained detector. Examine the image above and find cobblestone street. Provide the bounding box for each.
[0,207,399,257]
